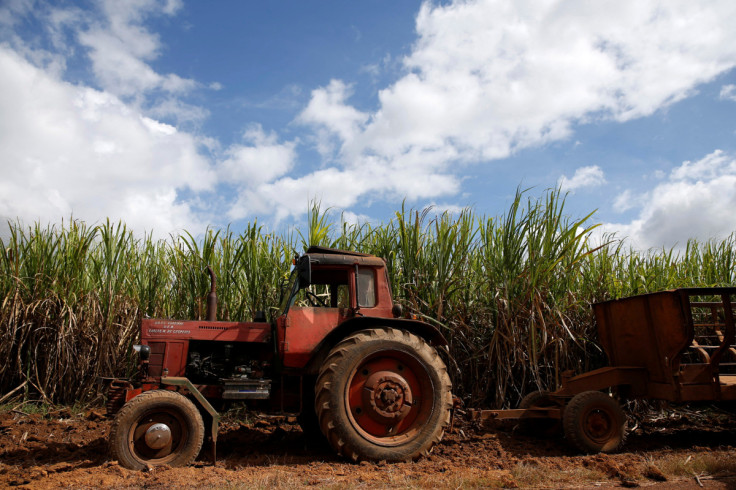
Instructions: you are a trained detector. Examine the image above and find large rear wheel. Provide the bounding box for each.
[109,390,205,470]
[315,327,453,462]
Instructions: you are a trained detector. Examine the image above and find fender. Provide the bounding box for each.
[301,316,449,375]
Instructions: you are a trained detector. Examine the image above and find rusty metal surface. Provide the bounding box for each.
[480,288,736,432]
[589,288,736,402]
[305,245,386,267]
[593,290,688,384]
[555,366,648,397]
[469,407,562,423]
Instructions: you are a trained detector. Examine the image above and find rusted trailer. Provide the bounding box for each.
[471,287,736,453]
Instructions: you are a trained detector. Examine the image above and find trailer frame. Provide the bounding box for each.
[471,287,736,453]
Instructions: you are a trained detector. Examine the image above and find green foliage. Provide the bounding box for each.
[1,190,734,407]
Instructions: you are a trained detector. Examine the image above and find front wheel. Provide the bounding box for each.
[315,327,453,462]
[109,390,205,470]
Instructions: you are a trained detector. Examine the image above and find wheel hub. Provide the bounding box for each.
[363,371,413,422]
[585,410,612,441]
[144,422,172,450]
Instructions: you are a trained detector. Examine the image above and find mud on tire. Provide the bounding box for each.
[109,390,205,470]
[315,327,453,462]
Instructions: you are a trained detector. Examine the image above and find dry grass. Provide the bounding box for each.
[651,452,736,479]
[128,452,736,488]
[511,462,608,488]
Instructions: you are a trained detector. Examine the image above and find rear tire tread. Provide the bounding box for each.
[315,327,452,463]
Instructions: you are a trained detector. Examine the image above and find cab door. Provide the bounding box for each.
[279,267,352,368]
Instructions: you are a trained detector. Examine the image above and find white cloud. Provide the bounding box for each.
[601,150,736,250]
[340,210,371,227]
[297,80,369,158]
[280,0,736,222]
[559,165,606,191]
[720,84,736,102]
[218,125,297,187]
[76,0,197,98]
[613,190,636,213]
[0,0,32,29]
[146,98,210,126]
[348,0,736,164]
[227,164,459,223]
[4,0,736,236]
[0,46,214,237]
[427,203,467,216]
[298,80,368,139]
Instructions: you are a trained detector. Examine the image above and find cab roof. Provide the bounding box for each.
[305,246,385,267]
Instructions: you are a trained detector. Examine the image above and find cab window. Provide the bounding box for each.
[357,268,376,308]
[291,268,350,308]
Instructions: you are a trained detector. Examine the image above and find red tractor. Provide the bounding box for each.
[105,246,453,469]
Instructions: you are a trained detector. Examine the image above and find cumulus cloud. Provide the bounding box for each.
[349,0,736,162]
[227,164,459,223]
[0,45,214,237]
[219,125,296,186]
[613,189,641,213]
[234,0,736,224]
[77,0,196,98]
[297,80,369,153]
[0,0,219,236]
[4,0,736,237]
[559,166,606,191]
[601,150,736,250]
[340,210,372,227]
[218,125,298,221]
[720,84,736,102]
[279,0,736,221]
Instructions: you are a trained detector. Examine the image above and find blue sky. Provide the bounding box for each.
[1,0,736,249]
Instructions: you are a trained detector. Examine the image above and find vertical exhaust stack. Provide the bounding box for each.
[206,266,217,321]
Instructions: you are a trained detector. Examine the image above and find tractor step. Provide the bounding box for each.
[221,378,271,399]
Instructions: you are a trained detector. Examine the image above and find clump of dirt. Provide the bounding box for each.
[1,406,736,488]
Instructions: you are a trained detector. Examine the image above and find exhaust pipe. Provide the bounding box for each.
[206,266,217,321]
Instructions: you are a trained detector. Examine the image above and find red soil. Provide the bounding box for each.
[1,406,735,488]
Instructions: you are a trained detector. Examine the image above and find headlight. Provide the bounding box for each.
[133,344,151,361]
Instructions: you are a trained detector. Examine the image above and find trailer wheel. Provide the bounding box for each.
[315,328,453,462]
[518,390,562,437]
[109,390,204,470]
[563,391,626,454]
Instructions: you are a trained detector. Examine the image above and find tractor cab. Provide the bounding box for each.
[276,247,395,369]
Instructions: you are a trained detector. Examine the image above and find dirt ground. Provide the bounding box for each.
[1,405,736,489]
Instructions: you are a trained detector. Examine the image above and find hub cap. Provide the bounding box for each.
[584,408,614,443]
[363,371,413,422]
[145,422,172,450]
[129,410,187,462]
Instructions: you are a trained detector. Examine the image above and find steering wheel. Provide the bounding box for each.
[305,290,328,307]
